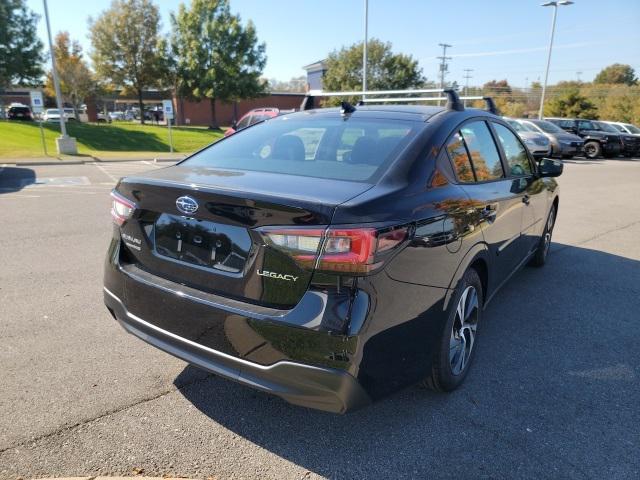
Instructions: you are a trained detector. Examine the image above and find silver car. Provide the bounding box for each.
[503,118,551,159]
[517,118,584,159]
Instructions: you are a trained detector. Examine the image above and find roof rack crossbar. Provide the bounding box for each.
[302,88,464,112]
[308,88,448,97]
[360,97,449,103]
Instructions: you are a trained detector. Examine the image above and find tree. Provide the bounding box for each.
[171,0,267,127]
[594,64,637,86]
[0,0,44,93]
[483,79,512,96]
[322,39,426,104]
[44,32,94,118]
[89,0,167,124]
[267,76,306,93]
[544,87,598,119]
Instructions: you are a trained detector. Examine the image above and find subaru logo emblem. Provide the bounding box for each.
[176,196,198,215]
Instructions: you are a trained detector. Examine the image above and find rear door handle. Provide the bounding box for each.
[522,194,530,205]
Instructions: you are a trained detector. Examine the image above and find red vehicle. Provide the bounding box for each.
[224,108,289,137]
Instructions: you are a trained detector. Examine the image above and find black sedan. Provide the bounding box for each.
[104,91,562,413]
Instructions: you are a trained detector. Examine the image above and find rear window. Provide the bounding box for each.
[184,116,418,182]
[9,107,30,114]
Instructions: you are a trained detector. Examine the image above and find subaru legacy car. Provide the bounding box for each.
[104,90,562,413]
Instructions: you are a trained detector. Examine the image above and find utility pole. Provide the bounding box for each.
[362,0,368,100]
[437,43,452,89]
[539,1,574,119]
[576,71,582,82]
[43,0,77,154]
[463,69,473,106]
[437,43,452,106]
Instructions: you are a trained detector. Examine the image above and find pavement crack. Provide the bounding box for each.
[0,372,215,455]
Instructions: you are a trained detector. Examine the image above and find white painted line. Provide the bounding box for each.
[93,163,118,182]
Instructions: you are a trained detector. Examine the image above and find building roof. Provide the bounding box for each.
[302,60,327,72]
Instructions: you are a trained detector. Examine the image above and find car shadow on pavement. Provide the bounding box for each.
[174,242,640,478]
[0,166,36,194]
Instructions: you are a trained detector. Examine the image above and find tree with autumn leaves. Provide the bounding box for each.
[44,32,94,119]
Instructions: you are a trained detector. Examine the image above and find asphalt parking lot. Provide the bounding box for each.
[0,158,639,479]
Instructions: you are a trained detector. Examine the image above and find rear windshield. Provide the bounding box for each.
[183,116,419,182]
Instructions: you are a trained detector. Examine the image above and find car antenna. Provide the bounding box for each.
[340,101,356,116]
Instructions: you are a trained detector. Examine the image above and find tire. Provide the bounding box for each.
[423,268,483,392]
[583,141,601,159]
[529,204,557,267]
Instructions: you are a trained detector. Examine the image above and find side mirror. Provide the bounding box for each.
[538,158,563,177]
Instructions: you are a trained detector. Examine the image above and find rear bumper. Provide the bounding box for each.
[104,287,371,413]
[556,142,582,156]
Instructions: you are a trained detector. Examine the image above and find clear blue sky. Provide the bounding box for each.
[28,0,640,87]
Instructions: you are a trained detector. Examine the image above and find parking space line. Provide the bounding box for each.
[93,163,118,182]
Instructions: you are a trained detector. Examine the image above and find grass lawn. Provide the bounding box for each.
[0,120,225,158]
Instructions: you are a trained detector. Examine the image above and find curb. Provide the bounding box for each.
[0,156,185,167]
[33,477,196,480]
[0,159,87,166]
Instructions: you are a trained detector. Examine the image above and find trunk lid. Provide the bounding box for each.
[115,165,372,308]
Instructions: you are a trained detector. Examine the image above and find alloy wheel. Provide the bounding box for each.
[449,285,479,376]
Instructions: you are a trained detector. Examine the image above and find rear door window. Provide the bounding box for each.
[578,120,595,131]
[459,121,505,181]
[446,132,475,183]
[493,123,532,176]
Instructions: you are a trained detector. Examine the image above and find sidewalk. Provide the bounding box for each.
[1,152,188,166]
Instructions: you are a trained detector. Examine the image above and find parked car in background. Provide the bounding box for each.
[43,108,77,122]
[594,121,640,157]
[105,91,563,412]
[6,103,33,121]
[546,117,622,159]
[96,112,111,123]
[109,111,125,121]
[503,118,550,159]
[224,108,292,137]
[517,119,583,159]
[604,121,640,136]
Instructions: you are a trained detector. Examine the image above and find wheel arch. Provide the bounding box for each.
[443,242,490,313]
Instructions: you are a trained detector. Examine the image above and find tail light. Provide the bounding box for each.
[110,191,136,225]
[259,225,409,274]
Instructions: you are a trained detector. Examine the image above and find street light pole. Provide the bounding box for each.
[362,0,368,100]
[43,0,66,137]
[538,0,573,119]
[43,0,77,154]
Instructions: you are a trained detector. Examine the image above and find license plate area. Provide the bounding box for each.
[154,214,251,273]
